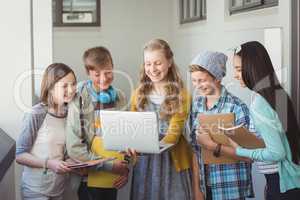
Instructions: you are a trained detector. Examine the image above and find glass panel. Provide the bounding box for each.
[62,0,97,24]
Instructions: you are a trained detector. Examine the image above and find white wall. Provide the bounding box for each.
[0,1,32,200]
[32,0,53,102]
[0,1,53,200]
[0,0,32,139]
[53,0,172,99]
[170,1,291,199]
[170,0,291,104]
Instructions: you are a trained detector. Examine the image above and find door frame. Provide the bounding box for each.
[291,0,300,124]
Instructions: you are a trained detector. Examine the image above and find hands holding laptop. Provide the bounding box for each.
[112,148,137,189]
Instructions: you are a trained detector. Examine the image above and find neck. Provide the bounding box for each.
[152,81,166,95]
[48,104,66,117]
[92,82,111,93]
[92,82,101,92]
[206,85,222,109]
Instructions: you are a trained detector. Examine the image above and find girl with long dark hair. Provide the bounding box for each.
[230,41,300,199]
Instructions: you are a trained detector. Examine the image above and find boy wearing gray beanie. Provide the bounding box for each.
[187,51,255,200]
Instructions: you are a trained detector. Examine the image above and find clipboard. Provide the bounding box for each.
[199,113,237,164]
[219,125,265,149]
[198,113,265,164]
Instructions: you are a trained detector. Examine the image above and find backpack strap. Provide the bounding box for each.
[78,81,90,152]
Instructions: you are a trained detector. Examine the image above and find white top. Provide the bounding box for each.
[23,113,68,196]
[148,94,165,105]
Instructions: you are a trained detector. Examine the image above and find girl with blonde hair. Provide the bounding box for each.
[130,39,193,200]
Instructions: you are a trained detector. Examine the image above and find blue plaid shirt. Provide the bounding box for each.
[187,86,255,200]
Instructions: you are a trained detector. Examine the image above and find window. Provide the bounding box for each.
[229,0,278,15]
[53,0,100,27]
[179,0,206,24]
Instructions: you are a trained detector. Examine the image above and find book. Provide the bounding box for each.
[66,157,116,169]
[198,113,265,164]
[199,113,237,164]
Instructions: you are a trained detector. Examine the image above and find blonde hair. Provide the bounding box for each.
[189,64,215,79]
[136,39,184,120]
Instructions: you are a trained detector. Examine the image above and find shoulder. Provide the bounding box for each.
[115,88,128,110]
[225,90,246,106]
[179,88,192,105]
[130,88,139,102]
[225,90,249,111]
[250,93,275,118]
[29,103,48,117]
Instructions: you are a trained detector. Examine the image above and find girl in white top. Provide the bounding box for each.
[16,63,77,200]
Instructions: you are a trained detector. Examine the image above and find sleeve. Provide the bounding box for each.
[66,99,95,162]
[16,112,39,155]
[233,103,252,128]
[236,98,286,162]
[116,90,128,111]
[185,107,200,153]
[130,91,138,112]
[162,90,192,144]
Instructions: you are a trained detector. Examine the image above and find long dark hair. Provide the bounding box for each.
[236,41,300,164]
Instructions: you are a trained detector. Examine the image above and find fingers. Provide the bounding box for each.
[57,161,71,173]
[113,175,129,189]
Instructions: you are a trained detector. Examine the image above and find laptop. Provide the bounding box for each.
[100,110,174,154]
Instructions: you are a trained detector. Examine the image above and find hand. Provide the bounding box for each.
[111,160,129,175]
[123,148,138,165]
[113,168,129,189]
[47,159,71,174]
[194,189,205,200]
[227,138,240,149]
[196,132,217,151]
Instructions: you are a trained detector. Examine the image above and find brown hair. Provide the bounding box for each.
[83,46,113,73]
[40,63,76,106]
[189,64,215,79]
[136,39,184,120]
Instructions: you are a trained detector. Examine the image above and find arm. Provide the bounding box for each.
[235,99,286,162]
[16,153,45,168]
[192,153,204,200]
[66,99,95,162]
[196,133,251,162]
[16,111,70,173]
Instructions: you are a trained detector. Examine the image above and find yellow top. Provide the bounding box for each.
[130,89,192,172]
[87,136,124,188]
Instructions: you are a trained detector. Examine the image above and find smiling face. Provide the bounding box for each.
[233,55,246,88]
[191,69,221,96]
[144,50,171,83]
[51,72,76,105]
[88,63,114,91]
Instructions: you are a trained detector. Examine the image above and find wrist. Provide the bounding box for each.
[209,142,218,151]
[43,158,49,174]
[213,144,222,157]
